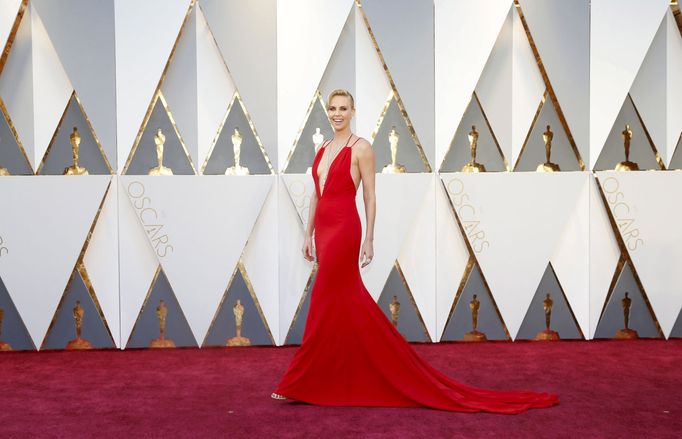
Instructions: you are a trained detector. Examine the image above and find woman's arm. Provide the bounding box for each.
[302,188,318,261]
[356,140,376,267]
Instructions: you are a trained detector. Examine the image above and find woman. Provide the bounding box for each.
[272,89,557,413]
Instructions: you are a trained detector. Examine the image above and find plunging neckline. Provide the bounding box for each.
[318,145,349,198]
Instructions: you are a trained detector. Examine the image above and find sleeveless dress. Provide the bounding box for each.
[273,138,558,414]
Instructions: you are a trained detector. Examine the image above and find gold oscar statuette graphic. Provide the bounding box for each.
[615,292,639,339]
[464,294,487,342]
[381,126,406,174]
[307,127,325,175]
[389,295,401,328]
[150,299,176,348]
[148,128,174,176]
[461,125,486,173]
[65,300,93,349]
[225,128,250,176]
[536,125,561,172]
[0,308,12,351]
[535,293,560,341]
[615,124,639,171]
[63,127,89,176]
[226,299,251,347]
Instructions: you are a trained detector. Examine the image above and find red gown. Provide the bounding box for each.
[274,139,558,414]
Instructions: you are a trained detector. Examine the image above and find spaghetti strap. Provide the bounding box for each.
[348,136,361,148]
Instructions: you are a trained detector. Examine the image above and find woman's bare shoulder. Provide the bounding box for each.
[352,137,372,154]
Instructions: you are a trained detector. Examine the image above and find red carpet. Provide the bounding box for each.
[0,340,680,438]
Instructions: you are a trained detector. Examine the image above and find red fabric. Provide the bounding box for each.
[274,143,558,413]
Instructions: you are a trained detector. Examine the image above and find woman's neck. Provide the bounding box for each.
[333,127,352,143]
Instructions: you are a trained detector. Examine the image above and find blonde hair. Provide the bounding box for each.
[327,89,355,110]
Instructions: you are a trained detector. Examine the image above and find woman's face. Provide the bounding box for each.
[327,95,354,132]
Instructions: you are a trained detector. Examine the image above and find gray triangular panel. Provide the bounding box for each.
[0,276,34,350]
[670,309,682,338]
[42,269,115,349]
[441,264,508,341]
[284,271,317,345]
[284,96,333,174]
[127,269,197,348]
[593,95,661,171]
[204,267,273,346]
[125,97,195,175]
[373,97,428,173]
[514,98,581,171]
[0,105,32,175]
[202,97,271,175]
[439,95,506,172]
[594,261,660,338]
[667,134,682,170]
[516,263,583,340]
[40,95,111,175]
[376,265,429,342]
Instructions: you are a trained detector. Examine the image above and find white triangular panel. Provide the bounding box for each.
[30,4,73,170]
[588,175,621,338]
[32,0,117,169]
[355,3,391,141]
[0,0,21,51]
[359,0,434,165]
[398,175,436,340]
[511,6,545,166]
[120,175,272,343]
[281,174,316,228]
[199,0,278,168]
[549,175,590,336]
[435,0,512,167]
[596,171,682,337]
[196,7,236,168]
[278,175,314,344]
[82,177,120,347]
[0,176,110,346]
[118,178,160,345]
[242,176,279,344]
[630,16,667,163]
[161,6,199,167]
[667,11,682,166]
[475,7,513,162]
[435,175,470,340]
[519,0,589,164]
[277,0,354,168]
[440,172,585,338]
[115,0,191,170]
[318,6,355,105]
[357,174,431,300]
[0,3,34,163]
[590,0,669,168]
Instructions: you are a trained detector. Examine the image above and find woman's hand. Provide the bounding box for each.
[302,234,315,262]
[360,239,374,267]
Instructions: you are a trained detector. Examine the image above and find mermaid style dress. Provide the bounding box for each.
[273,139,558,414]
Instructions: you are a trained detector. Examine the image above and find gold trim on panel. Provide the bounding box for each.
[0,96,33,174]
[439,177,512,339]
[515,1,586,170]
[0,0,26,76]
[121,0,198,175]
[77,262,116,344]
[594,176,664,337]
[284,264,318,343]
[40,179,115,348]
[671,2,681,37]
[392,260,433,342]
[356,1,432,173]
[36,91,114,175]
[512,90,547,171]
[440,256,475,340]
